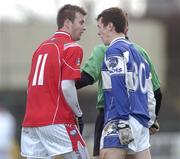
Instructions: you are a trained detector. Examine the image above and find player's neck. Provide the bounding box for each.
[109,33,125,44]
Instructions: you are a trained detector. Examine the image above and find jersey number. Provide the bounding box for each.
[132,62,148,93]
[32,54,48,86]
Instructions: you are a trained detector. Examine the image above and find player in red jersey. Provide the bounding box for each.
[21,4,90,159]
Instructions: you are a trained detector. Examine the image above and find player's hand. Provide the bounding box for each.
[76,116,84,135]
[149,120,160,135]
[118,120,134,145]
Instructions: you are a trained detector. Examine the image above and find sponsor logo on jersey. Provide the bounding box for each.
[107,56,124,74]
[70,129,77,136]
[109,56,118,68]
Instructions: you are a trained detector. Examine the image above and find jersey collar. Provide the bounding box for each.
[54,30,72,39]
[109,36,126,47]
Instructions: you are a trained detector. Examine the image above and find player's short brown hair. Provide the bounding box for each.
[97,7,127,33]
[57,4,87,29]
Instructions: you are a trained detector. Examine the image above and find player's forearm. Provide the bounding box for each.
[75,71,94,89]
[61,80,82,117]
[154,88,162,116]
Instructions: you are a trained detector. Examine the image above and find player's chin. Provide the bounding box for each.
[75,36,80,41]
[78,32,84,39]
[79,33,84,40]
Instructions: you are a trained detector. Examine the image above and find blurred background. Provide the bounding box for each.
[0,0,180,158]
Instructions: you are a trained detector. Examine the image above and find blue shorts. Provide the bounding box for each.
[100,116,150,154]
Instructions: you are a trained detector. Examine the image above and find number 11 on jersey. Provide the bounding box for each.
[32,54,48,86]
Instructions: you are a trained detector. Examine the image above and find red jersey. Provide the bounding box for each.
[22,31,83,127]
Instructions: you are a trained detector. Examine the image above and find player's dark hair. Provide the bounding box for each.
[97,7,127,33]
[57,4,87,29]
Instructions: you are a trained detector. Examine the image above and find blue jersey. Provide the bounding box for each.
[101,37,155,128]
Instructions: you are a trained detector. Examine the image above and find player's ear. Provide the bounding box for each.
[107,22,114,31]
[64,18,73,29]
[124,26,129,36]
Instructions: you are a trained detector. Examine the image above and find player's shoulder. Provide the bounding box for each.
[108,41,128,55]
[132,42,148,54]
[63,42,82,51]
[40,37,63,50]
[42,37,82,52]
[132,42,151,60]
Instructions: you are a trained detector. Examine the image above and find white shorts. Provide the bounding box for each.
[21,124,89,159]
[100,116,150,154]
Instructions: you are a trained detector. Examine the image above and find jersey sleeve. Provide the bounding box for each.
[61,43,83,80]
[105,47,130,120]
[82,45,107,83]
[147,79,156,127]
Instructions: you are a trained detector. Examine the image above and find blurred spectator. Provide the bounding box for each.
[0,104,16,159]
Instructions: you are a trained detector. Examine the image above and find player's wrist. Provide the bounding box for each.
[76,114,83,118]
[76,115,84,135]
[75,111,83,118]
[77,115,83,120]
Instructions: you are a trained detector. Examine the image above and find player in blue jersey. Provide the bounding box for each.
[96,8,156,159]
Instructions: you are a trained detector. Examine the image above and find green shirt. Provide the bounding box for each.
[82,44,160,110]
